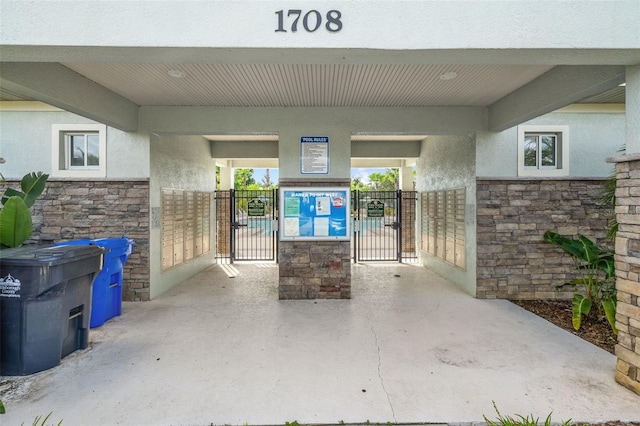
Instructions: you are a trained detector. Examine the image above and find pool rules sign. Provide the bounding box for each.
[300,136,329,174]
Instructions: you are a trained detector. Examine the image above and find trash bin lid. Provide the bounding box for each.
[91,237,134,249]
[53,239,93,247]
[0,244,105,266]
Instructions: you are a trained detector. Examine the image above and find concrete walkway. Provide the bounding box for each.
[1,263,639,425]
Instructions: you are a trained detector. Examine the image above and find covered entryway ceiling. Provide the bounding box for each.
[4,61,625,107]
[60,63,557,107]
[13,56,616,164]
[0,47,630,134]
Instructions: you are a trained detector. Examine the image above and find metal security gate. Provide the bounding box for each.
[215,189,278,263]
[352,190,417,263]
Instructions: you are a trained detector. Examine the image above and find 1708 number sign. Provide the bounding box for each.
[275,9,343,33]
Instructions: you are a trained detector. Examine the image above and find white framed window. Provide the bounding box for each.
[52,123,107,178]
[517,125,569,177]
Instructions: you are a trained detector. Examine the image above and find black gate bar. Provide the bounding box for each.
[352,190,417,263]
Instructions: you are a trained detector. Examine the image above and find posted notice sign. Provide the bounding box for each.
[247,198,266,216]
[300,136,329,174]
[280,187,350,241]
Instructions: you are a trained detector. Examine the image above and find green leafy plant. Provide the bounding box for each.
[484,401,570,426]
[0,398,62,425]
[22,412,62,426]
[0,172,48,249]
[543,231,617,334]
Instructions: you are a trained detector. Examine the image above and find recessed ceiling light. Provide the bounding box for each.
[439,71,458,81]
[168,69,186,78]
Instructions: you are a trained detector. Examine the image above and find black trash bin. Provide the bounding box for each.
[0,244,105,376]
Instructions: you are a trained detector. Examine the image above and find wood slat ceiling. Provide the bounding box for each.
[3,63,626,105]
[62,63,557,107]
[579,85,626,103]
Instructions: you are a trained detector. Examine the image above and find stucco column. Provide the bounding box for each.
[626,65,640,154]
[217,164,232,190]
[400,164,414,191]
[610,65,640,396]
[277,129,352,299]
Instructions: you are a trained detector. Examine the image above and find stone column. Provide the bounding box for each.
[610,155,640,395]
[401,190,416,256]
[215,164,233,257]
[215,190,231,257]
[278,178,351,299]
[610,65,640,395]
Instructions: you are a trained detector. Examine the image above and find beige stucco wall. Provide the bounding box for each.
[149,134,217,299]
[415,134,477,296]
[0,105,150,179]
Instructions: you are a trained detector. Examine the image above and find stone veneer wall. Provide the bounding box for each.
[476,178,611,299]
[12,179,151,302]
[278,178,351,300]
[611,157,640,395]
[401,192,416,254]
[215,190,231,259]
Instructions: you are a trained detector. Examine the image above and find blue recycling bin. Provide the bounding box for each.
[55,237,134,328]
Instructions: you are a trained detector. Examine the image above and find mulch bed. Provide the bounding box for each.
[513,299,617,355]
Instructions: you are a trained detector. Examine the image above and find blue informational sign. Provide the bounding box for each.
[279,187,350,241]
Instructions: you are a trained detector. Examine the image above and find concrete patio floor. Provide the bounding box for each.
[1,262,639,425]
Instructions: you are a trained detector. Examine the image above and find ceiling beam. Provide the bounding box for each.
[351,159,409,168]
[351,140,421,158]
[488,65,626,131]
[0,62,139,131]
[140,106,487,135]
[227,159,279,168]
[210,140,278,159]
